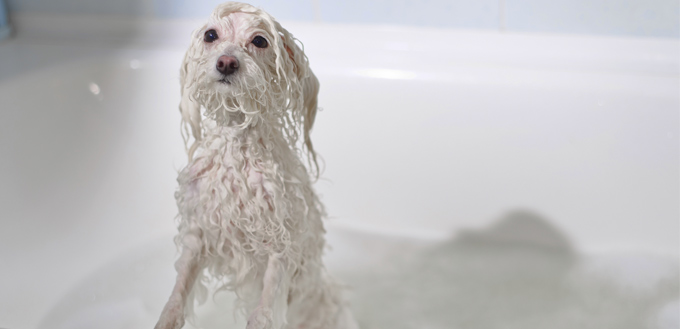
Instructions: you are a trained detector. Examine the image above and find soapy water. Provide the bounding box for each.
[37,210,678,329]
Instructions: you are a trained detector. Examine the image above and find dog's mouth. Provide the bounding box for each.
[218,78,231,85]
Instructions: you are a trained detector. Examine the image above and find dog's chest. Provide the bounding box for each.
[176,129,307,229]
[183,145,275,212]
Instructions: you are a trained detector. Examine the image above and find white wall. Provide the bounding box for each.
[6,0,680,38]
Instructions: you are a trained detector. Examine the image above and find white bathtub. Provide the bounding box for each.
[0,14,678,329]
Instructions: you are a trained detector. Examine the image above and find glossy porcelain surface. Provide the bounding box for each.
[0,17,678,329]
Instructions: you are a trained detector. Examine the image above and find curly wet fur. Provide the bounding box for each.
[155,2,355,329]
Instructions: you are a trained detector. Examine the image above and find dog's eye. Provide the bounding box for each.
[251,36,268,48]
[204,29,218,43]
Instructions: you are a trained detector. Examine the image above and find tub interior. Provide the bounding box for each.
[0,17,678,329]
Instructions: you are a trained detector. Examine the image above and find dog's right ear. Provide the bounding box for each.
[179,31,204,161]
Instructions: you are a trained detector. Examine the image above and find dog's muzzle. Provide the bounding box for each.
[216,55,239,76]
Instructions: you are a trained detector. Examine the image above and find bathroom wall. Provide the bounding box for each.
[6,0,679,37]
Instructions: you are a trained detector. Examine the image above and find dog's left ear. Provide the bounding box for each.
[277,27,321,176]
[300,69,320,176]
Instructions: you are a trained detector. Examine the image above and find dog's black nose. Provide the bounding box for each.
[216,55,239,76]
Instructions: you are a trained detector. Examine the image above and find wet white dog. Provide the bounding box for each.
[155,2,357,329]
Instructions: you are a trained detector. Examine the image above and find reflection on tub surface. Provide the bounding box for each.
[349,210,678,329]
[37,210,678,329]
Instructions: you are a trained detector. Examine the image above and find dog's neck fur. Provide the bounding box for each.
[213,109,246,127]
[197,119,298,170]
[199,105,297,154]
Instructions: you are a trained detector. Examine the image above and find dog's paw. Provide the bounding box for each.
[154,317,185,329]
[154,301,185,329]
[246,306,274,329]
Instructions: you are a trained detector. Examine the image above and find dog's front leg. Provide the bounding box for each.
[155,234,203,329]
[247,253,290,329]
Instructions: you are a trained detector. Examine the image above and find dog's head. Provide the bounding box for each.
[180,2,320,171]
